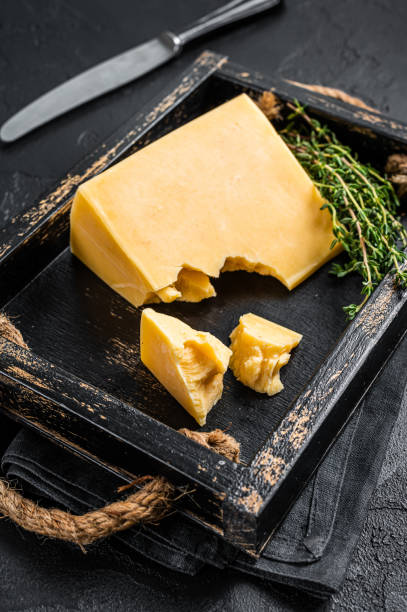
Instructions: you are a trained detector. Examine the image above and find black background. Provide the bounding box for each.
[1,1,407,610]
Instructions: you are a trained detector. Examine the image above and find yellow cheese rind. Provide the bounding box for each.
[229,313,302,395]
[140,308,231,426]
[70,94,341,307]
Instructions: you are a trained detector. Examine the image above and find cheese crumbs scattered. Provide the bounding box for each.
[140,308,231,426]
[229,313,302,396]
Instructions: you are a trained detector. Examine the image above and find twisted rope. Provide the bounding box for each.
[0,475,174,546]
[0,314,29,349]
[179,428,240,462]
[286,80,377,112]
[0,313,239,546]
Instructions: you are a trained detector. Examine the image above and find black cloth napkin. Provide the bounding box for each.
[2,334,406,597]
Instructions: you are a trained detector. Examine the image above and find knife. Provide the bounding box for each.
[0,0,280,143]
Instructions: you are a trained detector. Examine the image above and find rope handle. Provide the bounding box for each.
[286,80,378,112]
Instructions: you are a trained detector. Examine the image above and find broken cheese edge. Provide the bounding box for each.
[70,94,341,308]
[229,313,302,396]
[140,308,232,426]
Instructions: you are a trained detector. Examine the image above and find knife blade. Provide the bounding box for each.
[0,33,180,143]
[0,0,281,142]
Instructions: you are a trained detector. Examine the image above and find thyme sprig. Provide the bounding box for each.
[280,101,407,319]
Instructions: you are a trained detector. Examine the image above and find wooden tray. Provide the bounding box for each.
[1,51,406,555]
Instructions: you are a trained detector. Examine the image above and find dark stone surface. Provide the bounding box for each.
[0,0,406,609]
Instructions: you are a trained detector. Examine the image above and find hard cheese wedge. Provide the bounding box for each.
[70,93,341,308]
[140,308,232,426]
[229,313,302,395]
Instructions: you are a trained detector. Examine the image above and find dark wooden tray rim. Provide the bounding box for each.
[1,51,406,554]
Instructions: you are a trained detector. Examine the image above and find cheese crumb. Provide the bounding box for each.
[229,313,302,395]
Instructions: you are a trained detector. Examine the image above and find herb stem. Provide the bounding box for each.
[279,100,407,319]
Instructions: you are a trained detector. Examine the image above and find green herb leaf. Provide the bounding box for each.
[279,100,407,319]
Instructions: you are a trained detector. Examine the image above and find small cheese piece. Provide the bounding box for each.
[140,308,231,426]
[70,94,341,308]
[229,313,302,395]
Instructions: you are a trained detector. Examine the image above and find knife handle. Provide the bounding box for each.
[170,0,281,47]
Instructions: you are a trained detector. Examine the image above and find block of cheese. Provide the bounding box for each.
[229,313,302,395]
[70,93,341,308]
[140,308,231,426]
